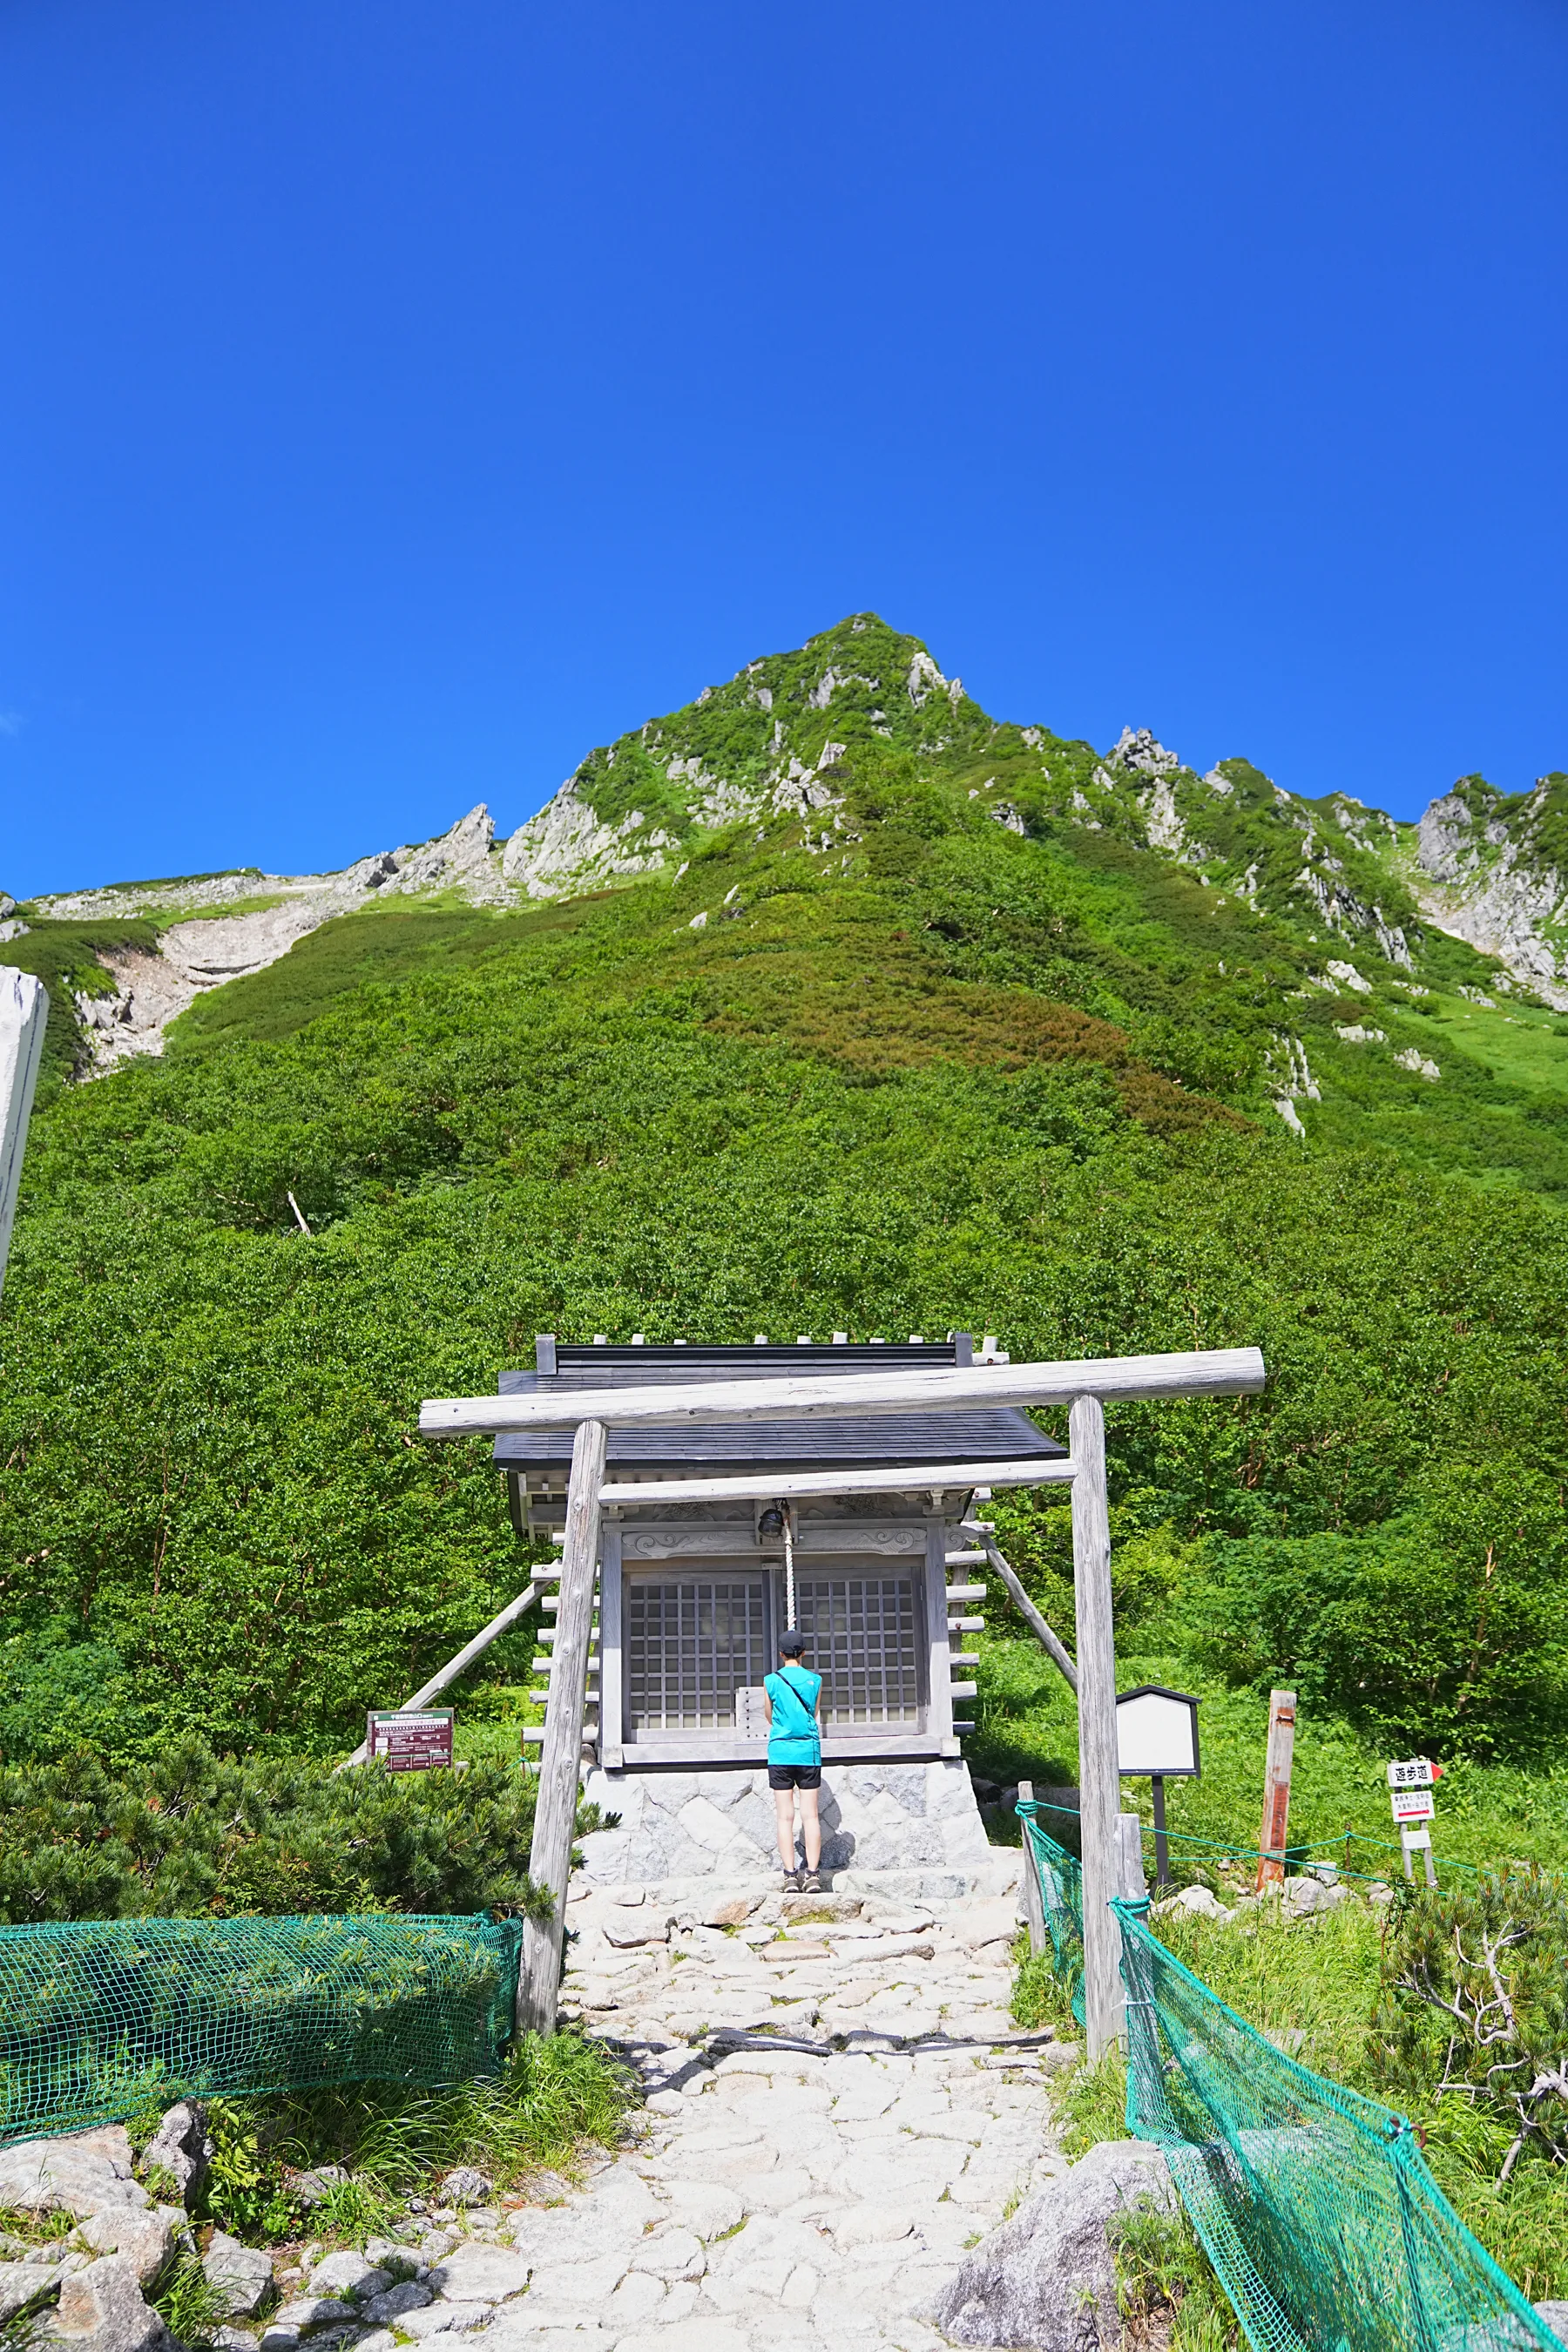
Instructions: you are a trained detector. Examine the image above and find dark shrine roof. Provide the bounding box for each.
[491,1336,1064,1481]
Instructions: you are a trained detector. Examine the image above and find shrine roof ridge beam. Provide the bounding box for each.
[418,1346,1266,1437]
[599,1457,1079,1508]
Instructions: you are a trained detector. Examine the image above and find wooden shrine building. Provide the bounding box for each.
[496,1335,1063,1774]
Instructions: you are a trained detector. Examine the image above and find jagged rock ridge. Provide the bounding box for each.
[9,614,1568,1073]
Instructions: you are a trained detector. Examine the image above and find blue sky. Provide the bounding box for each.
[3,0,1567,897]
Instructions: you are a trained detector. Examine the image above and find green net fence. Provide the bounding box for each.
[0,1912,524,2144]
[1017,1802,1558,2352]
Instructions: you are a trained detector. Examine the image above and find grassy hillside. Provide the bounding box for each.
[1,618,1565,1817]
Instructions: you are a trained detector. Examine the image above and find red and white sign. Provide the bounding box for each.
[1387,1757,1442,1791]
[1391,1788,1436,1824]
[368,1710,454,1770]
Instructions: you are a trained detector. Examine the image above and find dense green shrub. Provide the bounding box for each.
[0,1739,579,1922]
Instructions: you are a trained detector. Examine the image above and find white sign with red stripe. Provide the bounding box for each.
[1391,1788,1436,1823]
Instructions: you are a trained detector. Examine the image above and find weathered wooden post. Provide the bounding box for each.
[1016,1778,1048,1957]
[0,970,47,1304]
[1070,1392,1123,2064]
[517,1416,606,2037]
[1256,1687,1297,1890]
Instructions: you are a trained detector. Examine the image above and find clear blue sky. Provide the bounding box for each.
[4,1,1566,898]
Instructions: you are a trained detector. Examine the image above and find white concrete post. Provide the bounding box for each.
[517,1416,606,2037]
[0,970,47,1304]
[1070,1392,1121,2064]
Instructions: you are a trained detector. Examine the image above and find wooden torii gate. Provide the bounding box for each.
[419,1343,1265,2059]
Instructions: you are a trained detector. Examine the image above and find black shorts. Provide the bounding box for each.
[767,1763,821,1790]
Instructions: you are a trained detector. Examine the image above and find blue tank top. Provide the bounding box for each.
[764,1666,822,1764]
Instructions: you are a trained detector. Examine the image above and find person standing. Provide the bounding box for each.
[763,1632,824,1892]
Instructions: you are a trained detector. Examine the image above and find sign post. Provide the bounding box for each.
[1388,1758,1441,1887]
[1116,1686,1201,1889]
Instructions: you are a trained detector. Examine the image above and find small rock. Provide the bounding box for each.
[290,2167,349,2209]
[1150,1885,1233,1923]
[308,2254,382,2301]
[1282,1876,1337,1917]
[268,2296,357,2337]
[213,2328,260,2351]
[699,1896,758,1930]
[438,2169,492,2208]
[1534,2301,1568,2347]
[603,1919,670,1950]
[1036,2043,1081,2076]
[361,2283,432,2324]
[52,2254,171,2352]
[138,2106,213,2214]
[205,2234,275,2319]
[393,2309,492,2340]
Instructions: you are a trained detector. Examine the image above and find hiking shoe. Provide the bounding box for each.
[802,1870,822,1894]
[783,1867,804,1892]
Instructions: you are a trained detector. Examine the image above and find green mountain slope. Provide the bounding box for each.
[1,616,1566,1795]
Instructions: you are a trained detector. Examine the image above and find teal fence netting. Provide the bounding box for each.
[1017,1803,1558,2352]
[0,1912,524,2144]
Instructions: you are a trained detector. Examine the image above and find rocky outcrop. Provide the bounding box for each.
[49,808,510,1072]
[52,2254,171,2352]
[1412,778,1568,1007]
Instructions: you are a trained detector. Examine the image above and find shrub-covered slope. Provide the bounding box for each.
[1,617,1566,1780]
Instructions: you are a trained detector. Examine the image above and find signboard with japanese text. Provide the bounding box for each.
[368,1710,454,1771]
[1390,1787,1436,1824]
[1387,1758,1439,1791]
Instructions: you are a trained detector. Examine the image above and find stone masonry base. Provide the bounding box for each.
[577,1758,1017,1901]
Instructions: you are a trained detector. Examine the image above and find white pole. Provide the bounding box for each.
[517,1417,606,2037]
[0,970,47,1305]
[1071,1392,1122,2064]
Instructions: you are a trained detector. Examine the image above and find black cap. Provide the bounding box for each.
[779,1630,807,1658]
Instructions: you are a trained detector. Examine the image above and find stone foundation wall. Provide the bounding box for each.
[578,1759,1014,1900]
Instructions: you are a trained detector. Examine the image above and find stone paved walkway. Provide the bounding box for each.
[345,1884,1075,2352]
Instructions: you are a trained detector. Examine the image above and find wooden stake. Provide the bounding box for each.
[517,1417,606,2038]
[1110,1810,1147,2047]
[1070,1393,1121,2065]
[1151,1774,1170,1889]
[1016,1779,1047,1957]
[1256,1688,1297,1889]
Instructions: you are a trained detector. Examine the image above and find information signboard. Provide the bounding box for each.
[1387,1758,1439,1791]
[1390,1787,1436,1824]
[367,1709,454,1771]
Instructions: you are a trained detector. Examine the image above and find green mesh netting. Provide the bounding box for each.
[0,1912,524,2143]
[1017,1799,1085,2026]
[1018,1805,1558,2351]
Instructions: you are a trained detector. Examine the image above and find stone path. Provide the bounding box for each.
[0,1887,1072,2352]
[298,1884,1076,2352]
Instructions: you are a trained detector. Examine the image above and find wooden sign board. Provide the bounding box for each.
[368,1709,454,1770]
[1117,1686,1200,1777]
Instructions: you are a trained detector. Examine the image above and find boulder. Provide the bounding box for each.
[51,2254,170,2352]
[204,2232,274,2318]
[0,2261,68,2324]
[138,2106,212,2213]
[1283,1876,1342,1917]
[928,2138,1174,2350]
[76,2210,179,2288]
[0,2133,149,2220]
